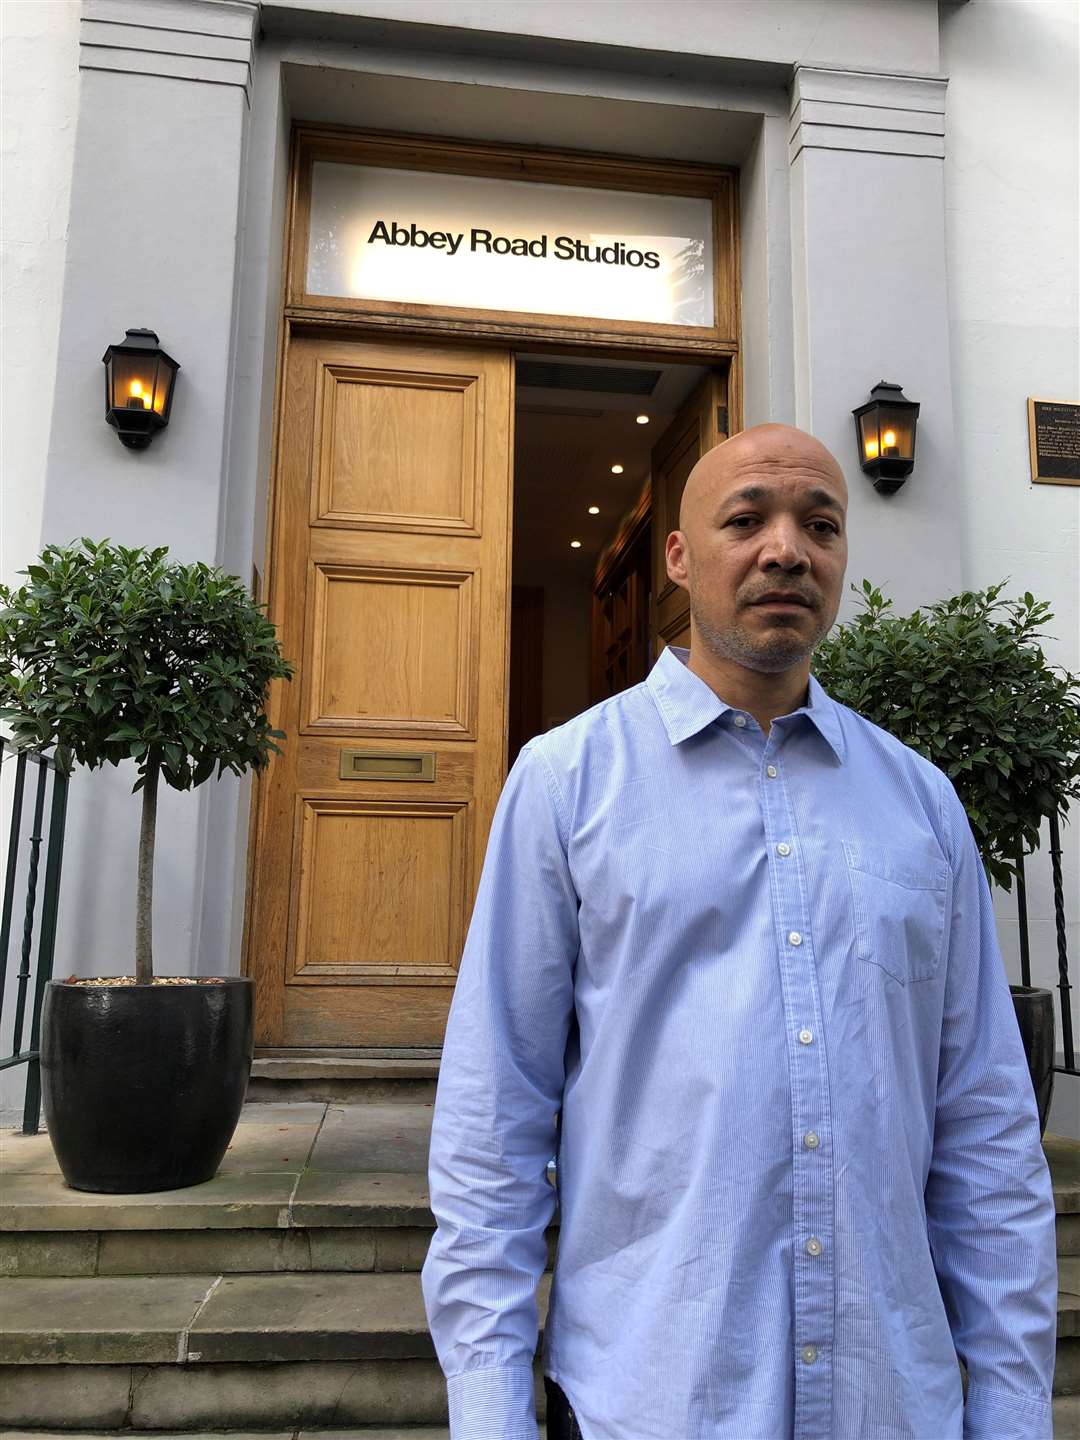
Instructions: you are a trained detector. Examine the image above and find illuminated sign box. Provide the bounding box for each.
[305,162,715,329]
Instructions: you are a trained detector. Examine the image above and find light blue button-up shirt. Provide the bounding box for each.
[421,645,1057,1440]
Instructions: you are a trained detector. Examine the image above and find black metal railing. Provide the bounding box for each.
[1016,808,1076,1077]
[1,736,70,1134]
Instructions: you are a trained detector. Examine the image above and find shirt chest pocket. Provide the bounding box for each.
[843,839,950,985]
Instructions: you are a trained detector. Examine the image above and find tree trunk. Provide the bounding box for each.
[135,752,160,984]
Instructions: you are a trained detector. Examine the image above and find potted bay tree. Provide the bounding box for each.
[0,538,294,1192]
[814,579,1080,1136]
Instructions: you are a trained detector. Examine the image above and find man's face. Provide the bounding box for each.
[666,425,849,675]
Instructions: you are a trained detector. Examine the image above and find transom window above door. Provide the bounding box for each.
[288,128,738,349]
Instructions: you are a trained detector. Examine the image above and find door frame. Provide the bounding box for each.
[240,123,744,1008]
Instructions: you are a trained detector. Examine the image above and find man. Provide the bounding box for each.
[420,424,1057,1439]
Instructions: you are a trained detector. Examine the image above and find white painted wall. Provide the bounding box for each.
[0,0,81,1115]
[940,0,1080,1137]
[268,0,943,74]
[1,0,80,593]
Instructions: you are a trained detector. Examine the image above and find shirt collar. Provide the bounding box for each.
[645,645,846,763]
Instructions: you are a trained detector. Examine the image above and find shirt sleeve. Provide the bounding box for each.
[924,777,1058,1440]
[420,738,579,1440]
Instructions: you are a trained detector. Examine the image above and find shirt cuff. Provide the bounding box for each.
[964,1378,1052,1440]
[446,1361,540,1440]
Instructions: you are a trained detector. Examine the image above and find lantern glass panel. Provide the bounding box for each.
[150,356,177,416]
[858,410,882,464]
[877,406,916,460]
[110,353,157,413]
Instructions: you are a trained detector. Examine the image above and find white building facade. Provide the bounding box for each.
[1,0,1077,1131]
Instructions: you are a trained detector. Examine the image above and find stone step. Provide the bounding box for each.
[1,1270,548,1365]
[247,1051,440,1105]
[5,1405,1080,1440]
[4,1111,1076,1280]
[1,1432,458,1440]
[0,1266,1075,1365]
[0,1272,554,1429]
[5,1413,1080,1440]
[0,1356,547,1432]
[1059,1391,1080,1438]
[0,1432,463,1440]
[0,1102,559,1279]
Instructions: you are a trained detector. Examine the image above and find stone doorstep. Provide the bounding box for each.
[250,1056,441,1081]
[246,1055,439,1104]
[244,1081,439,1105]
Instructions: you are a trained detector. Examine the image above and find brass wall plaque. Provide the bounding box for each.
[339,749,437,781]
[1028,397,1080,486]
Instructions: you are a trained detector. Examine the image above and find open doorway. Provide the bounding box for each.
[509,351,713,767]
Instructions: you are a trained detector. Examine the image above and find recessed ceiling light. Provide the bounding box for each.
[610,463,624,474]
[636,414,650,425]
[570,539,582,548]
[588,505,600,515]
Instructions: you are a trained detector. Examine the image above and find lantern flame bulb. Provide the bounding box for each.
[864,438,880,460]
[129,380,150,409]
[882,429,897,448]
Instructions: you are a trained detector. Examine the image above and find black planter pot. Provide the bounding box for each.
[1009,984,1055,1139]
[40,976,253,1193]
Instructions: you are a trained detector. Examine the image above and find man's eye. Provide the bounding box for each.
[811,521,839,535]
[729,516,757,528]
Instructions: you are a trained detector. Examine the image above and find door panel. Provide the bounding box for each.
[246,335,513,1047]
[651,371,729,659]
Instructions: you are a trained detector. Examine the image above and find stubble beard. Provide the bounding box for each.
[689,592,832,675]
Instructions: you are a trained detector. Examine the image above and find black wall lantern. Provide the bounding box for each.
[102,328,179,449]
[852,380,920,495]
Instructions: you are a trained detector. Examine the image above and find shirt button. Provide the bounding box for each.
[788,931,802,946]
[766,765,778,778]
[803,1131,820,1148]
[802,1344,818,1364]
[798,1028,814,1044]
[733,714,747,727]
[776,842,791,856]
[805,1236,823,1257]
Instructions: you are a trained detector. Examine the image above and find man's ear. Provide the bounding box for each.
[666,530,690,592]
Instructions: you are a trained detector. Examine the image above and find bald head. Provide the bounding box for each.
[679,424,847,535]
[664,421,849,680]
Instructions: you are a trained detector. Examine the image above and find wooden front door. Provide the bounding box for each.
[245,334,513,1048]
[651,371,729,655]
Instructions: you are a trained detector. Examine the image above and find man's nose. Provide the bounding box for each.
[758,520,810,571]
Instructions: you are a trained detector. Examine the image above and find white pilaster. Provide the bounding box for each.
[789,66,961,619]
[39,1,261,981]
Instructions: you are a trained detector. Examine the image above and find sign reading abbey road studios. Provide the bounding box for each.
[305,163,715,327]
[1028,398,1080,486]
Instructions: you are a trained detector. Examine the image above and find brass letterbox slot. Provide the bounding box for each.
[339,748,436,782]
